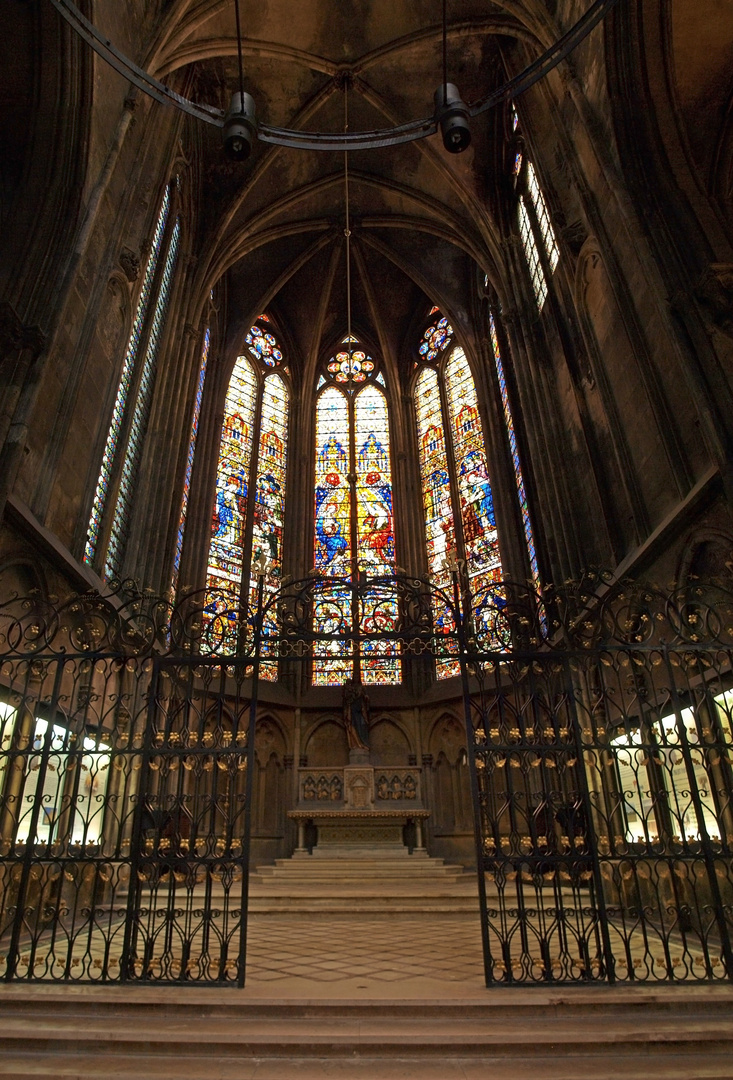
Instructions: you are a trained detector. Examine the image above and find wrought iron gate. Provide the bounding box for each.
[1,571,732,986]
[463,578,733,984]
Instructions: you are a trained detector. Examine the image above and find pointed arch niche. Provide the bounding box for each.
[202,316,289,677]
[312,338,398,686]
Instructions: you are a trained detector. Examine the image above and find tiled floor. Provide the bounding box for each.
[245,913,485,986]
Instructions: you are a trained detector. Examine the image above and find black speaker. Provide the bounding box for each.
[222,91,257,161]
[434,83,471,154]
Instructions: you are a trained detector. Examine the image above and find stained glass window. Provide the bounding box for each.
[414,367,459,677]
[313,387,353,685]
[246,321,282,367]
[84,185,171,566]
[445,348,504,647]
[248,373,288,681]
[171,327,210,594]
[203,355,258,646]
[355,386,399,683]
[327,349,374,384]
[489,316,539,585]
[519,196,548,309]
[202,320,289,659]
[312,381,399,686]
[526,162,559,273]
[105,216,181,579]
[419,315,454,361]
[414,322,508,675]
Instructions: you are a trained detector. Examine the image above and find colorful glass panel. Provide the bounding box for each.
[203,355,257,648]
[327,350,374,383]
[445,348,504,646]
[84,185,171,565]
[105,215,181,579]
[248,373,288,681]
[171,327,210,595]
[490,316,539,585]
[519,196,548,309]
[246,322,282,366]
[414,367,459,677]
[355,386,399,685]
[419,316,454,362]
[527,162,559,273]
[313,387,352,685]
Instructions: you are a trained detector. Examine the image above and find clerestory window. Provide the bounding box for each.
[84,179,181,577]
[512,106,560,311]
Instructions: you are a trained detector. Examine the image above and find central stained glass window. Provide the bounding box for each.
[203,317,288,677]
[414,314,504,676]
[313,356,399,686]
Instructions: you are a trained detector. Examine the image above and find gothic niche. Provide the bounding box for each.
[369,718,411,766]
[428,714,472,840]
[253,717,287,851]
[303,718,349,767]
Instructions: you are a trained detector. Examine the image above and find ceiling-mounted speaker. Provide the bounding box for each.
[222,91,257,161]
[434,83,471,154]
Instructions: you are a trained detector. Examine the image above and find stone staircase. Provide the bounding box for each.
[0,984,732,1078]
[248,845,478,914]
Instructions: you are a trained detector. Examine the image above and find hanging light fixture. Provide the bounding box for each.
[51,0,622,154]
[433,0,471,154]
[222,0,257,160]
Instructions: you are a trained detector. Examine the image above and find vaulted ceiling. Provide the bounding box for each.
[82,0,733,382]
[130,0,556,376]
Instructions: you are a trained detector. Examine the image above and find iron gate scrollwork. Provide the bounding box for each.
[464,576,733,984]
[0,582,262,986]
[1,570,733,986]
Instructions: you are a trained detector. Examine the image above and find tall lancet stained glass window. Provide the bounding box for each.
[203,317,289,671]
[248,373,289,679]
[85,182,178,572]
[414,314,504,675]
[313,347,398,686]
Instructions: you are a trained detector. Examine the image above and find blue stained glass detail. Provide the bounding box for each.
[419,316,453,362]
[204,355,258,649]
[444,348,504,650]
[490,316,539,585]
[355,386,399,685]
[246,322,282,366]
[248,373,289,681]
[84,185,171,565]
[171,326,210,594]
[105,216,181,579]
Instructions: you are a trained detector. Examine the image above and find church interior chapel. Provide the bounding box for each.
[2,0,733,1074]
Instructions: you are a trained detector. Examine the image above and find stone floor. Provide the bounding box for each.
[3,848,733,1076]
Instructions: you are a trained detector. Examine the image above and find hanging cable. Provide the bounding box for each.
[442,0,448,104]
[233,0,246,105]
[344,83,353,374]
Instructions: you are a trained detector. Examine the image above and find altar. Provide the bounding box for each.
[288,760,430,852]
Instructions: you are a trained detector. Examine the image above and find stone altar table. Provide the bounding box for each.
[289,762,429,852]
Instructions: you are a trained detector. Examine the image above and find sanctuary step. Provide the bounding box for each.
[0,984,732,1079]
[248,845,480,914]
